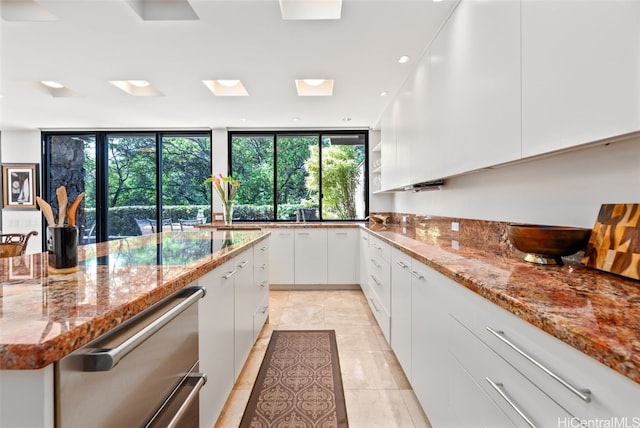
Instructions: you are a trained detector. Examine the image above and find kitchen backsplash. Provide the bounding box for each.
[369,212,585,263]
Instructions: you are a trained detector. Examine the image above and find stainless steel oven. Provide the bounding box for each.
[55,286,206,428]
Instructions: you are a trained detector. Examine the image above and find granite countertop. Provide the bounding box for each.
[363,222,640,385]
[198,221,365,229]
[0,229,269,370]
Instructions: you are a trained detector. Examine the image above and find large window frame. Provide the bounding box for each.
[42,130,212,245]
[228,130,369,222]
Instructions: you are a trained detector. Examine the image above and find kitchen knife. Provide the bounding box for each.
[36,196,56,226]
[56,186,68,227]
[67,192,84,227]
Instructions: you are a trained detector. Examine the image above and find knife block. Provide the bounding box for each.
[47,226,79,274]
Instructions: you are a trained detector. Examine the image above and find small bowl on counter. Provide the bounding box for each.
[508,224,592,265]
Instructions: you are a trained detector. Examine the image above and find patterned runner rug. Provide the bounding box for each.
[240,330,349,428]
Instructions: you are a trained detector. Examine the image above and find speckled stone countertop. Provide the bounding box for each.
[0,229,269,370]
[363,218,640,385]
[198,221,365,229]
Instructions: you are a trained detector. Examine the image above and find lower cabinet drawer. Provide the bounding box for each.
[366,287,390,343]
[450,313,571,428]
[253,293,269,341]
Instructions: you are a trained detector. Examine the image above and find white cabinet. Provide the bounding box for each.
[253,240,270,341]
[522,0,640,157]
[268,228,294,284]
[379,100,400,191]
[428,0,521,178]
[410,259,451,427]
[198,260,236,428]
[294,229,328,284]
[358,229,370,289]
[327,229,358,284]
[404,52,433,185]
[390,249,412,380]
[232,250,255,381]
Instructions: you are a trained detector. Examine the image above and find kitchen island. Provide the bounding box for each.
[0,229,269,427]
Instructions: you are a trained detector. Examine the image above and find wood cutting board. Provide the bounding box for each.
[582,203,640,281]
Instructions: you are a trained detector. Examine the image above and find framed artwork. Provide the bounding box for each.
[1,164,38,209]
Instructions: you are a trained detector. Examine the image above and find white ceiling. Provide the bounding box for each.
[0,0,457,132]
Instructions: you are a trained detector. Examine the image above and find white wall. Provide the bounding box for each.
[0,130,43,252]
[392,136,640,228]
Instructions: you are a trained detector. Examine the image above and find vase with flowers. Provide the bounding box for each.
[204,173,240,225]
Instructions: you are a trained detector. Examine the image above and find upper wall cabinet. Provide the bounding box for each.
[428,0,521,179]
[522,0,640,157]
[402,52,433,186]
[380,100,401,191]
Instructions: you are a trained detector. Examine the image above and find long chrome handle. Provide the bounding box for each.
[223,269,238,279]
[84,287,205,371]
[370,258,381,268]
[410,270,425,280]
[395,261,409,269]
[369,297,380,312]
[370,274,381,287]
[485,377,537,428]
[297,232,310,236]
[335,232,349,235]
[236,260,249,268]
[486,327,591,402]
[146,372,207,428]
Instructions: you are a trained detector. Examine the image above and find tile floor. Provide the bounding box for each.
[214,289,433,428]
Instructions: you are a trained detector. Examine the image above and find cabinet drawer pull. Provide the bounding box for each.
[369,297,381,313]
[236,260,249,269]
[395,261,409,269]
[259,263,267,270]
[260,280,268,288]
[485,377,537,428]
[372,243,382,250]
[297,232,310,236]
[370,258,382,269]
[486,327,591,402]
[410,270,424,280]
[260,246,267,252]
[370,274,381,287]
[361,236,368,241]
[261,306,269,314]
[223,269,238,280]
[335,232,349,235]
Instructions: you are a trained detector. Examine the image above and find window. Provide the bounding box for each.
[43,131,211,244]
[229,130,368,221]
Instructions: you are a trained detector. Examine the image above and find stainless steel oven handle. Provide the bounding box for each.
[83,287,205,372]
[165,373,207,428]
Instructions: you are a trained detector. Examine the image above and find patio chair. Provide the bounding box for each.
[0,231,38,258]
[135,218,154,235]
[149,218,174,233]
[178,218,204,231]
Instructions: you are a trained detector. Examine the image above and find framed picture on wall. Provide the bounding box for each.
[1,164,39,209]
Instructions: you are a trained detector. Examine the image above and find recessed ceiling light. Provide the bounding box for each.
[380,91,388,97]
[202,80,249,96]
[128,80,150,87]
[295,79,334,96]
[303,79,325,87]
[342,117,352,122]
[109,80,163,96]
[398,55,410,64]
[292,117,301,122]
[279,0,342,20]
[217,80,240,87]
[41,81,65,89]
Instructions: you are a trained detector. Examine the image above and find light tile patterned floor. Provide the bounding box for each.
[214,290,433,428]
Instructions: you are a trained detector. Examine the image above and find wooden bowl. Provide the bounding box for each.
[508,224,592,265]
